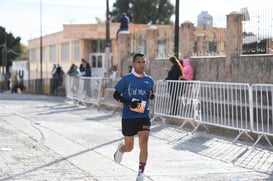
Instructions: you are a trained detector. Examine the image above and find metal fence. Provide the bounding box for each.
[197,82,253,143]
[242,8,273,54]
[21,77,273,147]
[152,80,201,128]
[153,80,273,146]
[66,76,103,107]
[251,84,273,146]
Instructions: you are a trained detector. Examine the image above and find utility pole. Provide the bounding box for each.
[40,0,43,92]
[1,42,6,75]
[105,0,110,78]
[0,28,7,75]
[1,46,4,75]
[0,28,8,90]
[3,34,7,76]
[174,0,180,58]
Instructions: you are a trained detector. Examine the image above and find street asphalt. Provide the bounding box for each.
[0,93,273,181]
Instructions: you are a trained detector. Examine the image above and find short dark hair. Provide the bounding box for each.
[132,52,144,62]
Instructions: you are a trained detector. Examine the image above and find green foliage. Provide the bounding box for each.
[0,26,22,67]
[111,0,174,25]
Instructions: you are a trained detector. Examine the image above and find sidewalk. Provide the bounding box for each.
[0,93,272,181]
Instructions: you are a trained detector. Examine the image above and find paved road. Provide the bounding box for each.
[0,93,273,181]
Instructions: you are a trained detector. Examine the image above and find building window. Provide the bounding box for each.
[49,45,56,62]
[207,41,217,53]
[158,40,167,58]
[99,41,106,53]
[73,40,80,61]
[61,42,69,61]
[90,40,109,53]
[30,49,36,62]
[91,54,103,68]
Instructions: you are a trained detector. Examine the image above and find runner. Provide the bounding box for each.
[113,52,155,181]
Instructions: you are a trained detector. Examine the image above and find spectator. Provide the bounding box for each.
[180,58,194,80]
[109,65,117,79]
[79,58,87,76]
[82,62,92,77]
[116,12,129,40]
[67,64,79,76]
[51,64,57,77]
[82,62,92,97]
[51,65,64,95]
[165,56,183,115]
[11,75,19,93]
[67,64,80,94]
[54,65,64,79]
[165,56,183,81]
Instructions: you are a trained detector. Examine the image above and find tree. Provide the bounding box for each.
[111,0,175,25]
[0,26,22,71]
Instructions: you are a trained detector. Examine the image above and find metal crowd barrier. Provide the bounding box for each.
[152,80,273,146]
[251,84,273,146]
[63,76,273,147]
[66,76,102,107]
[197,82,254,143]
[152,80,201,128]
[66,75,80,101]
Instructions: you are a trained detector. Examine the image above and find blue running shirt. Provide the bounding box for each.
[114,73,154,119]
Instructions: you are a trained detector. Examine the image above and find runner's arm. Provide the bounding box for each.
[113,90,139,108]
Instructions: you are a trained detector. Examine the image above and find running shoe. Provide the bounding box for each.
[114,142,124,163]
[136,173,144,181]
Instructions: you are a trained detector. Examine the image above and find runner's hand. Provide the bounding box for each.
[129,100,141,109]
[149,91,155,100]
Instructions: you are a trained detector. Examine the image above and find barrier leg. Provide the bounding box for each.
[192,122,209,133]
[151,115,165,124]
[233,130,254,144]
[253,134,272,147]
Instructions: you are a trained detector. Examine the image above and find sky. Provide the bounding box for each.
[0,0,271,45]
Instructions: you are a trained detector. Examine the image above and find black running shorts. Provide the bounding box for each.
[121,118,151,136]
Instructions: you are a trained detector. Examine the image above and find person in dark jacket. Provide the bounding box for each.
[82,62,92,96]
[165,56,182,81]
[165,56,183,115]
[116,12,129,40]
[82,62,91,77]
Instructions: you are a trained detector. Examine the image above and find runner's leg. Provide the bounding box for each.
[138,130,149,165]
[124,136,134,152]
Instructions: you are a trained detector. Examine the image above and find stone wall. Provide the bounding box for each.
[119,12,273,84]
[121,55,273,84]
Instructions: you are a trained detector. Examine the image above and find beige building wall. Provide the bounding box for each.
[28,12,263,80]
[28,23,178,79]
